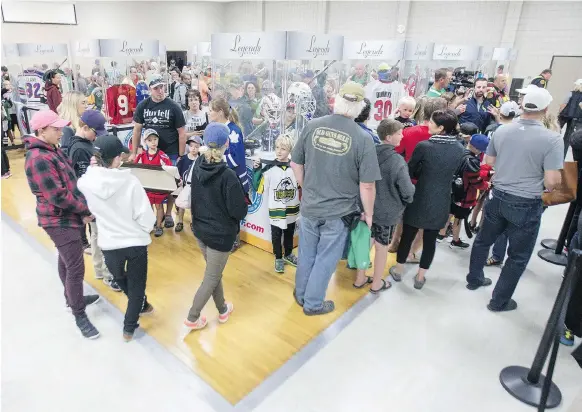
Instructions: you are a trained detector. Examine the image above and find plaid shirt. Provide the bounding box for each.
[23,136,91,229]
[455,153,492,209]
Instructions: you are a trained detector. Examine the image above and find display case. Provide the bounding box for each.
[342,40,406,130]
[211,31,289,252]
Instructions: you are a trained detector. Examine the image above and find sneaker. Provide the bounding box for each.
[67,295,101,310]
[140,301,155,316]
[1,171,12,179]
[164,215,175,228]
[103,278,122,292]
[560,328,575,346]
[275,259,285,273]
[487,299,518,312]
[436,234,446,243]
[75,313,100,339]
[123,330,134,342]
[175,222,184,233]
[466,277,492,290]
[218,302,234,324]
[154,226,163,237]
[184,316,207,332]
[445,225,453,238]
[303,300,335,316]
[450,239,470,249]
[94,272,104,280]
[283,254,298,267]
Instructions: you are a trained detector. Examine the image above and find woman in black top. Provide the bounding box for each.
[390,110,464,289]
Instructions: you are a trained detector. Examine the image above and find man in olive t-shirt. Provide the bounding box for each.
[291,82,381,316]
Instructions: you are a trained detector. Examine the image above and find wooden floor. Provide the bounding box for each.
[1,151,396,404]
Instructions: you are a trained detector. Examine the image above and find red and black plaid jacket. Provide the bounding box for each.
[23,135,91,229]
[456,152,492,209]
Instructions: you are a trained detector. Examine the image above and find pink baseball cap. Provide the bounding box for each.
[30,110,70,131]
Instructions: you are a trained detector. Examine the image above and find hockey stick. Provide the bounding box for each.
[312,60,337,82]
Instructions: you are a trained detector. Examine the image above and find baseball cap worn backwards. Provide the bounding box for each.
[499,101,521,117]
[339,81,365,102]
[203,123,229,148]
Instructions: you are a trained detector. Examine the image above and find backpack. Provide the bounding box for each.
[451,154,472,203]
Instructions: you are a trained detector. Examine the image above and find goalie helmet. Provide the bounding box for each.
[286,82,316,121]
[260,93,282,125]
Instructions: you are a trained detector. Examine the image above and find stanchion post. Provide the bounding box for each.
[538,203,577,266]
[499,249,582,409]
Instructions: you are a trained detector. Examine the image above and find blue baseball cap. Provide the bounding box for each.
[80,110,107,136]
[470,134,490,152]
[203,123,229,148]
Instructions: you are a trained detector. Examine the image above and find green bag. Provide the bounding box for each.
[348,221,371,270]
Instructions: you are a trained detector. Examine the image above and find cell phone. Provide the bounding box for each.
[467,88,474,99]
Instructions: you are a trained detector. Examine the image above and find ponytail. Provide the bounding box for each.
[210,97,243,130]
[228,107,242,130]
[93,152,114,168]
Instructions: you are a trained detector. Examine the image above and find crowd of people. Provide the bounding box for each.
[12,57,582,368]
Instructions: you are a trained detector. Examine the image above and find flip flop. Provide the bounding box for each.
[406,252,421,264]
[353,276,373,289]
[370,279,392,294]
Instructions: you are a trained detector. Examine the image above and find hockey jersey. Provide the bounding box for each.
[365,80,406,131]
[136,81,150,104]
[253,161,300,229]
[106,84,137,125]
[225,121,250,193]
[17,69,45,105]
[87,87,104,111]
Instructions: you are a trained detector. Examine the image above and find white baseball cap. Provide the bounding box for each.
[522,87,553,112]
[516,84,539,95]
[575,79,582,86]
[500,101,521,117]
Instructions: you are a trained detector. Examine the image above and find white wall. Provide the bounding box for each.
[512,1,582,79]
[1,1,224,52]
[2,1,582,81]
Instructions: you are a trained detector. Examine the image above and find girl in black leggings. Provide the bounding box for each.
[389,110,464,289]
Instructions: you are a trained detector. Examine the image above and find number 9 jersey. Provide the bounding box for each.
[105,84,137,125]
[364,79,406,131]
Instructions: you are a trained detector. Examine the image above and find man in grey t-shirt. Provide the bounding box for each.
[466,87,563,312]
[291,82,381,316]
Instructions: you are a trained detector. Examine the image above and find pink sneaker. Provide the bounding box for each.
[218,302,234,324]
[184,316,207,331]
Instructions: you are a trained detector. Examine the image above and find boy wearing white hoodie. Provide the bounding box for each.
[78,135,156,342]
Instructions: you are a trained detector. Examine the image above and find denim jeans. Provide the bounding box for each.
[491,232,508,262]
[295,217,348,312]
[467,189,543,309]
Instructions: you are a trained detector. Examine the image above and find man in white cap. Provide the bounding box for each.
[466,87,564,312]
[291,81,381,316]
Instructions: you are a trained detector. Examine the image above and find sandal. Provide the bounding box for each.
[485,257,502,266]
[370,279,392,294]
[353,276,373,289]
[406,252,421,264]
[389,266,402,282]
[175,222,184,232]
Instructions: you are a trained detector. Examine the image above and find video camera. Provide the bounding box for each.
[450,67,478,95]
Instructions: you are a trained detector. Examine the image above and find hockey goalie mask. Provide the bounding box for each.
[261,93,282,125]
[286,82,316,121]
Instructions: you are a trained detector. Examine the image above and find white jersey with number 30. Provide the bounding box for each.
[365,80,406,131]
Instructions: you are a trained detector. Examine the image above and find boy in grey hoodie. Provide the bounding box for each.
[354,119,415,293]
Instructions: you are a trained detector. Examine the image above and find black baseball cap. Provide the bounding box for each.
[94,134,129,161]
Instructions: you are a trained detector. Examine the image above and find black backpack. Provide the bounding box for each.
[451,154,472,203]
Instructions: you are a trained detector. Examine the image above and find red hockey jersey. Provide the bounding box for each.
[135,149,173,205]
[106,84,137,125]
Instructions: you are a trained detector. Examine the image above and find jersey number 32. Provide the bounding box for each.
[374,100,393,121]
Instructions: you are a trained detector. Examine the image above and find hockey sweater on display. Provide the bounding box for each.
[253,160,299,229]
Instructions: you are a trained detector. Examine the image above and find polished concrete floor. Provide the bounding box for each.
[2,197,581,411]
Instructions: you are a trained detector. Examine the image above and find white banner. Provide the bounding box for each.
[343,40,405,61]
[432,44,481,61]
[2,43,20,59]
[403,41,434,61]
[17,43,69,57]
[211,32,286,60]
[478,47,494,61]
[492,47,511,61]
[286,32,344,60]
[98,39,160,58]
[73,40,100,57]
